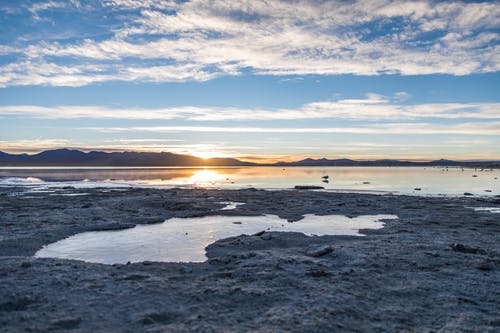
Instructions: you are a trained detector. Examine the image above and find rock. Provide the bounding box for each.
[138,311,178,325]
[20,261,32,268]
[122,273,150,280]
[305,245,334,257]
[180,266,193,274]
[253,230,266,236]
[261,233,273,240]
[450,243,486,255]
[139,316,155,325]
[294,185,324,190]
[50,317,81,330]
[306,269,331,277]
[239,252,256,259]
[476,261,494,271]
[0,296,37,311]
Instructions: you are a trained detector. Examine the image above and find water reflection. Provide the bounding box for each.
[35,214,397,264]
[184,169,226,186]
[0,166,499,196]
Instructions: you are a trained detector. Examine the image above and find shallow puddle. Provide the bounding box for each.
[219,202,245,210]
[470,207,500,213]
[35,214,397,264]
[49,193,90,196]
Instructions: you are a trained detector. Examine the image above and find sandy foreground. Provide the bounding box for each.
[0,187,499,332]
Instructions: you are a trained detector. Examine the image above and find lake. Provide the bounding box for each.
[0,166,499,196]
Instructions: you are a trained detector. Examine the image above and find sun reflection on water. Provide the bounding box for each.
[187,169,226,185]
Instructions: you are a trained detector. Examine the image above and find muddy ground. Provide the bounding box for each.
[0,186,499,332]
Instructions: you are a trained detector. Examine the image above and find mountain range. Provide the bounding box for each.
[0,149,499,168]
[0,149,255,167]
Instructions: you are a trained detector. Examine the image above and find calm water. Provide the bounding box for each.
[1,166,499,196]
[35,214,397,263]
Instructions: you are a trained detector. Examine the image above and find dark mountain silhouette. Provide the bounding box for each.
[275,158,357,166]
[274,157,500,168]
[0,149,498,168]
[0,149,256,166]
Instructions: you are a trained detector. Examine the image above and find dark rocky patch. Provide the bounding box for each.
[450,243,487,255]
[294,185,325,190]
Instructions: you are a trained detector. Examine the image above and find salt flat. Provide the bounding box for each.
[0,187,499,332]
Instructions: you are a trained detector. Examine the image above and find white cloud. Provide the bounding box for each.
[103,0,177,10]
[1,97,498,121]
[80,121,500,136]
[0,139,71,153]
[0,60,222,87]
[28,1,68,14]
[0,0,498,86]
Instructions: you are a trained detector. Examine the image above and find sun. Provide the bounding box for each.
[189,151,230,159]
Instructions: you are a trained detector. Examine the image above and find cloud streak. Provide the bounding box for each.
[1,97,499,121]
[80,122,500,136]
[0,0,498,86]
[0,93,500,121]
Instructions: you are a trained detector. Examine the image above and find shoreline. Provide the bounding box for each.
[1,187,499,332]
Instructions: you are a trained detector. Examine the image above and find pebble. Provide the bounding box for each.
[450,243,486,255]
[305,245,334,257]
[21,261,32,268]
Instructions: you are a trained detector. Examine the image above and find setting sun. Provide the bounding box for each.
[189,151,231,159]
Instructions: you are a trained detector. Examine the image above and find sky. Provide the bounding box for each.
[0,0,499,162]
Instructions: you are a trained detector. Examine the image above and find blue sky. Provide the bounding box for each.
[0,0,499,161]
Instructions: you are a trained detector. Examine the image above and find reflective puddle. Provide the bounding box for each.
[219,202,245,210]
[469,207,500,213]
[35,214,397,264]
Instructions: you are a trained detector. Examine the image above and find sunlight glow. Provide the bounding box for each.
[187,169,226,184]
[189,151,231,159]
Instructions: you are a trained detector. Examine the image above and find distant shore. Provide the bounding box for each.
[0,187,499,332]
[2,148,500,168]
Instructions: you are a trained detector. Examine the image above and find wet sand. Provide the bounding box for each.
[0,187,499,332]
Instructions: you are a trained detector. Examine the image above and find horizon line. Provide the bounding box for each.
[1,147,500,164]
